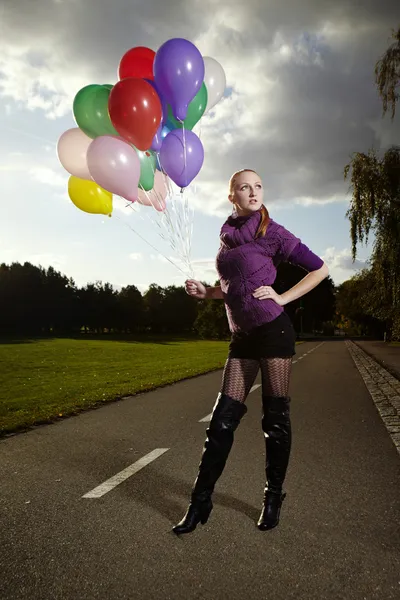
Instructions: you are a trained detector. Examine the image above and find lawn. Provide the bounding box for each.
[0,336,229,436]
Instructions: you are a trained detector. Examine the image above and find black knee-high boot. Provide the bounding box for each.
[257,395,292,531]
[173,393,247,535]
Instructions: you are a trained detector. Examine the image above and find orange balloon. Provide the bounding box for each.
[108,78,162,151]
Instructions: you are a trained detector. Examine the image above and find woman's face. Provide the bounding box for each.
[229,171,264,216]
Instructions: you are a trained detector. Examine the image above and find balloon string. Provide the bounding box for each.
[138,184,181,254]
[113,214,190,277]
[139,184,164,213]
[180,121,195,275]
[181,120,187,191]
[133,126,194,277]
[178,121,188,262]
[133,186,193,276]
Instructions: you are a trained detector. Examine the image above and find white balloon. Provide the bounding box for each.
[57,128,92,180]
[203,56,226,112]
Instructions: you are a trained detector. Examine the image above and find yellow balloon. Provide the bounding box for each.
[68,176,113,215]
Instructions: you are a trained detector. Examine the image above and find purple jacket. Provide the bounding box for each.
[216,210,324,333]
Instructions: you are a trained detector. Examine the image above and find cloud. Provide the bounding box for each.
[29,166,67,187]
[322,246,368,284]
[1,0,399,220]
[129,252,142,261]
[190,257,218,282]
[25,253,67,271]
[150,253,170,264]
[136,283,149,293]
[0,158,67,187]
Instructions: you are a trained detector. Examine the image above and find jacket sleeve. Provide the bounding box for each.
[287,242,324,272]
[274,224,324,271]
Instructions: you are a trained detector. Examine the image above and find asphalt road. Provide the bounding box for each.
[1,341,399,600]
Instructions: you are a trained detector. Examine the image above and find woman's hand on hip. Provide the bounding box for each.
[252,285,285,306]
[185,279,207,300]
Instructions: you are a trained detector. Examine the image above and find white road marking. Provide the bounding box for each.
[199,414,212,423]
[250,384,261,393]
[82,448,169,499]
[199,385,261,422]
[313,342,325,351]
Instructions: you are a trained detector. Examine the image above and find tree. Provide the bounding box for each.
[162,285,198,334]
[335,270,385,337]
[142,284,166,333]
[274,262,336,333]
[79,282,119,333]
[344,148,400,338]
[344,148,400,257]
[117,285,144,333]
[343,25,400,341]
[42,266,78,333]
[375,26,400,120]
[194,300,230,339]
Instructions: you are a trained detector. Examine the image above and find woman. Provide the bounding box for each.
[173,169,329,535]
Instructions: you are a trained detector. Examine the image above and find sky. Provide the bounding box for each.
[1,0,399,293]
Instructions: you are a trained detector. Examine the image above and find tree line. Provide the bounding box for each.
[342,25,400,341]
[0,261,336,338]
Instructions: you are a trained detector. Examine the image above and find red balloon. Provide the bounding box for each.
[118,47,156,81]
[108,78,162,150]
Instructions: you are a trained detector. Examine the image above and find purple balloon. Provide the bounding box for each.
[154,38,205,122]
[155,126,171,170]
[150,122,172,152]
[145,79,168,126]
[159,129,204,188]
[150,125,163,151]
[146,79,167,151]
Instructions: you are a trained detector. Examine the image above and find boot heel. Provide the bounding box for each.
[257,491,286,531]
[172,500,213,534]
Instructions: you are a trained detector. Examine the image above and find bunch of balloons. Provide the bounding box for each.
[57,38,226,217]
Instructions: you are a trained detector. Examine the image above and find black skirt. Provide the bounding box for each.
[228,312,296,360]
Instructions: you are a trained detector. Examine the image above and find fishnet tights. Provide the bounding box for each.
[221,358,292,402]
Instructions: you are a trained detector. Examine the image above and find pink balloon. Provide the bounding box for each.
[86,136,140,202]
[137,170,168,211]
[57,128,92,180]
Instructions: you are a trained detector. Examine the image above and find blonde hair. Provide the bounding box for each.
[228,169,270,238]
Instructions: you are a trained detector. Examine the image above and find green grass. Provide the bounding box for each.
[0,336,229,436]
[389,342,400,347]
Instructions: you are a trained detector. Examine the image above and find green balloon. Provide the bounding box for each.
[102,84,114,90]
[73,84,118,139]
[137,149,157,191]
[73,85,101,138]
[167,82,208,131]
[90,87,119,137]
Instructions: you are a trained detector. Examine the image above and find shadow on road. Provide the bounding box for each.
[115,463,260,530]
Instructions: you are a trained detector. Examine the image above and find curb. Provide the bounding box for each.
[346,340,400,456]
[352,340,400,383]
